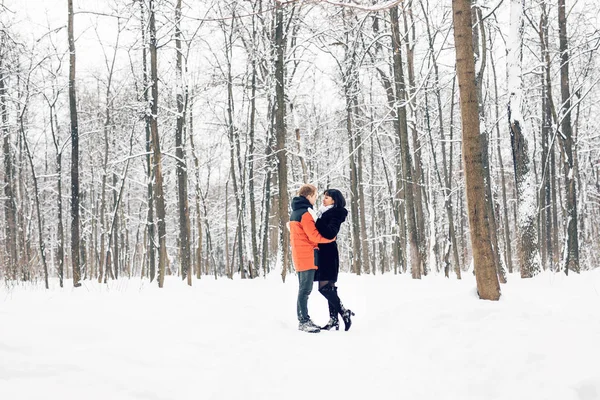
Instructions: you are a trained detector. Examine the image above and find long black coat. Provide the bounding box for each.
[314,206,348,282]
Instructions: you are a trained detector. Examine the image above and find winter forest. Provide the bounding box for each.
[0,0,599,298]
[3,0,600,398]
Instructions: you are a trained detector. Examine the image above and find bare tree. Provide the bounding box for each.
[557,0,580,274]
[148,0,169,287]
[508,0,540,278]
[390,5,421,279]
[175,0,192,285]
[452,0,500,300]
[275,1,291,282]
[68,0,82,287]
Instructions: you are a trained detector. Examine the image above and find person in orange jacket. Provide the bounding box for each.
[289,184,334,333]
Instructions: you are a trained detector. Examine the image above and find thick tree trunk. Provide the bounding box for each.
[68,0,82,287]
[452,0,500,300]
[0,56,18,281]
[508,0,540,279]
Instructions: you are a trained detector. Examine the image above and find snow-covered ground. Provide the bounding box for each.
[2,270,600,400]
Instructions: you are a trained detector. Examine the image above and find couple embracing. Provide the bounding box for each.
[289,184,355,333]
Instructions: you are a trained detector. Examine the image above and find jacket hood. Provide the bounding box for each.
[291,196,313,211]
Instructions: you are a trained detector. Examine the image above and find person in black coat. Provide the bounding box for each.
[313,189,355,331]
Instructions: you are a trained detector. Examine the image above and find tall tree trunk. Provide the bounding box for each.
[390,6,421,279]
[353,98,371,275]
[49,104,65,287]
[223,10,246,279]
[421,0,461,277]
[275,2,290,282]
[68,0,82,287]
[139,0,156,282]
[540,1,554,271]
[448,75,462,279]
[557,0,579,274]
[0,52,18,281]
[149,0,169,287]
[490,49,514,275]
[175,0,192,285]
[21,119,49,289]
[345,82,362,275]
[188,96,203,280]
[248,10,260,278]
[402,0,427,275]
[452,0,500,300]
[472,5,505,283]
[508,0,540,278]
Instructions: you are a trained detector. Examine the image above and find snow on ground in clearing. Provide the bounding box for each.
[2,270,600,400]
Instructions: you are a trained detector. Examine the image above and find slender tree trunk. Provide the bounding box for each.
[175,0,192,285]
[188,98,203,280]
[421,1,461,277]
[402,0,427,275]
[139,0,156,282]
[149,0,169,287]
[345,83,362,275]
[275,2,290,282]
[49,104,65,287]
[472,5,505,283]
[490,50,514,275]
[68,0,81,287]
[557,0,579,274]
[448,75,461,279]
[390,6,421,279]
[452,0,500,300]
[21,120,49,289]
[248,13,260,278]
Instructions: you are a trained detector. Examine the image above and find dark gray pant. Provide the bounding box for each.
[297,270,315,322]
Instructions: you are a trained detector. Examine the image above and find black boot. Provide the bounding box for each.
[321,302,339,330]
[340,307,355,331]
[319,283,347,331]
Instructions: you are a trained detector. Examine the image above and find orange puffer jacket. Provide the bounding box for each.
[289,196,334,272]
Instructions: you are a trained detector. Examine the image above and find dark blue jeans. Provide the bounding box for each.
[297,270,315,323]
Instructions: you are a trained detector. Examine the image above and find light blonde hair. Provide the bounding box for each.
[297,184,317,198]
